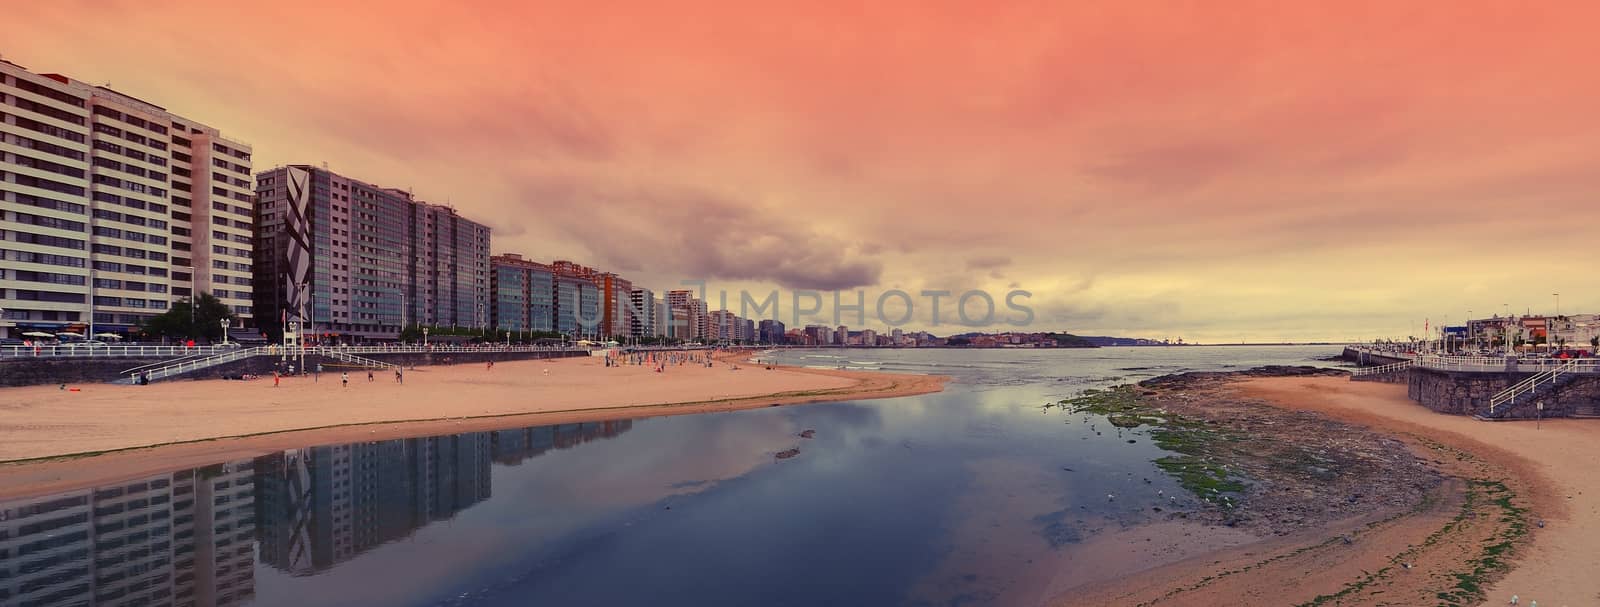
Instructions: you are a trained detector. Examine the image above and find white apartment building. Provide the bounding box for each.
[1,57,252,340]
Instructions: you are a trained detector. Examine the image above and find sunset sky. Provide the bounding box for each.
[9,1,1599,342]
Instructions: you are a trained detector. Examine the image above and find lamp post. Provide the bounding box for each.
[422,327,429,348]
[220,318,230,346]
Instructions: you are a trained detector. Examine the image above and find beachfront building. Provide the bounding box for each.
[491,253,555,332]
[665,289,704,341]
[759,319,786,344]
[629,287,657,338]
[1,58,253,340]
[253,165,491,342]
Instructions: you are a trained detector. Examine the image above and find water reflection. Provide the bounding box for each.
[0,421,632,606]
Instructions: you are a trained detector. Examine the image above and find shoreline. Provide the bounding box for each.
[0,353,947,498]
[1056,372,1592,606]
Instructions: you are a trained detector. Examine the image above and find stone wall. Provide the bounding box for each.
[1406,367,1600,418]
[0,357,164,387]
[1350,369,1410,384]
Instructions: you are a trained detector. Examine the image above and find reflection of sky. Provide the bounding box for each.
[156,347,1340,605]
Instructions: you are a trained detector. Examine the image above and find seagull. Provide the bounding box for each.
[1107,494,1116,501]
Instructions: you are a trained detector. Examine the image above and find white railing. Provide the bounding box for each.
[1489,359,1581,414]
[125,344,593,382]
[3,343,593,359]
[1351,360,1413,376]
[1,344,247,359]
[133,346,273,382]
[320,349,395,369]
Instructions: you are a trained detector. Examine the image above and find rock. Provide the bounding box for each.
[799,429,816,439]
[775,448,800,459]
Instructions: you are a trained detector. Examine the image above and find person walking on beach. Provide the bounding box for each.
[315,363,323,382]
[341,372,349,388]
[367,369,374,382]
[395,367,403,384]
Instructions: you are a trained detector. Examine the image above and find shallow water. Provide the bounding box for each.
[0,345,1340,606]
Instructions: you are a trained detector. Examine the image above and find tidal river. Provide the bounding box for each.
[0,346,1339,606]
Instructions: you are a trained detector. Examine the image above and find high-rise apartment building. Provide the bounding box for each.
[629,287,657,338]
[253,165,490,341]
[759,319,786,344]
[491,253,555,332]
[665,289,703,341]
[1,59,252,339]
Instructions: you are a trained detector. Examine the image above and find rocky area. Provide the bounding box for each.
[1070,366,1442,537]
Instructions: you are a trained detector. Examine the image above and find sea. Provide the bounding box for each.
[0,345,1342,606]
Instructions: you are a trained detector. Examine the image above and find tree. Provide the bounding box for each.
[140,293,235,342]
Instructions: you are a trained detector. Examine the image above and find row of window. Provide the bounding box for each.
[93,225,168,246]
[91,243,169,262]
[6,93,85,126]
[4,131,87,162]
[0,268,86,286]
[92,104,170,136]
[93,278,168,293]
[211,142,251,161]
[92,173,168,198]
[93,260,169,277]
[4,169,86,196]
[9,191,87,215]
[1,110,87,144]
[92,122,168,152]
[9,211,86,232]
[94,137,168,167]
[93,155,167,182]
[92,190,168,215]
[1,247,86,268]
[10,76,87,108]
[93,296,168,309]
[93,208,168,230]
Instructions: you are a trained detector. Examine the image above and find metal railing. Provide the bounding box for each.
[1489,359,1581,414]
[131,346,273,382]
[320,349,395,370]
[1,344,247,359]
[1350,360,1413,377]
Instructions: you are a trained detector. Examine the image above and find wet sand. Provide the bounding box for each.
[1063,376,1598,607]
[0,354,946,498]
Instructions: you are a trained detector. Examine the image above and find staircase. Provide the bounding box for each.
[1476,359,1581,421]
[128,346,272,383]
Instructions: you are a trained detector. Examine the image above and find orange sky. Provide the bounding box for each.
[9,1,1599,341]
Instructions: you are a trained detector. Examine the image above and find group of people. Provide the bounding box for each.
[270,363,402,387]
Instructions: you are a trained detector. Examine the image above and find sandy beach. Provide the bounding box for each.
[0,354,946,497]
[1064,375,1598,607]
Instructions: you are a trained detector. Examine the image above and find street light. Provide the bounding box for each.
[422,326,429,348]
[220,318,230,346]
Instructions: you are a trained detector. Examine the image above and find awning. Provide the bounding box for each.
[23,331,56,338]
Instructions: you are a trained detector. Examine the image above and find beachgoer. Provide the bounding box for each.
[367,369,374,382]
[341,372,349,387]
[316,363,324,382]
[274,371,280,387]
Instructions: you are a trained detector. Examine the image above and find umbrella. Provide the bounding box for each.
[23,331,55,338]
[55,332,84,338]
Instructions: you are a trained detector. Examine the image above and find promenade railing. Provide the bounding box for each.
[3,343,593,360]
[1350,360,1413,377]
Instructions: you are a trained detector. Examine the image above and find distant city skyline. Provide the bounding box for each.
[6,2,1598,342]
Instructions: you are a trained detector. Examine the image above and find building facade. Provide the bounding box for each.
[2,59,252,339]
[490,253,555,333]
[629,287,657,338]
[253,165,490,341]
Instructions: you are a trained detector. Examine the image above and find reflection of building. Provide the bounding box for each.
[491,420,634,466]
[254,432,493,576]
[0,460,256,606]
